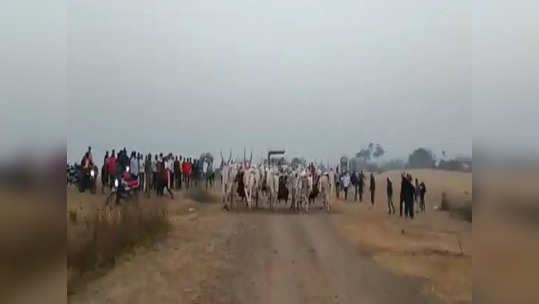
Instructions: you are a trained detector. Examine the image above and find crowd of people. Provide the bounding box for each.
[72,147,214,199]
[334,168,427,219]
[76,147,427,218]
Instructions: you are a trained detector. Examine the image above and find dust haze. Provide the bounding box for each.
[67,0,471,163]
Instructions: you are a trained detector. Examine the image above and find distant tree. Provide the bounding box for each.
[408,148,436,168]
[373,144,385,158]
[356,148,371,162]
[380,159,406,172]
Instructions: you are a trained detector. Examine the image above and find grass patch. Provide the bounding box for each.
[67,199,170,294]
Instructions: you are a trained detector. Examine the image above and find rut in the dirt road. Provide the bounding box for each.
[227,213,441,304]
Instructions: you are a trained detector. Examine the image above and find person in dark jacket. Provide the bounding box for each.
[351,171,359,201]
[399,173,406,217]
[358,170,365,202]
[419,181,427,212]
[174,156,180,190]
[101,151,109,193]
[386,177,395,214]
[404,175,416,219]
[144,154,152,197]
[369,173,376,207]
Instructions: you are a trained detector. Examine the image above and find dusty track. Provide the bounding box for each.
[69,202,441,304]
[226,211,438,304]
[69,169,471,304]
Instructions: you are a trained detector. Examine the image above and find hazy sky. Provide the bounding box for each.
[67,0,471,164]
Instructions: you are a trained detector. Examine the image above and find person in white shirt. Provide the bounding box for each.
[152,155,158,191]
[130,151,139,180]
[341,171,351,201]
[166,154,174,189]
[138,153,145,190]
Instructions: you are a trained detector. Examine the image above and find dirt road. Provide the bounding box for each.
[226,211,438,304]
[69,199,442,304]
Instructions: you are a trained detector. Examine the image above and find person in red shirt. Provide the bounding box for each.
[108,149,116,188]
[182,158,189,188]
[186,158,192,188]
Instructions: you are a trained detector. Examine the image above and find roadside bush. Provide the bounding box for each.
[67,200,169,293]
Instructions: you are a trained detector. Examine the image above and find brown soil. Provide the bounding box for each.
[68,169,472,304]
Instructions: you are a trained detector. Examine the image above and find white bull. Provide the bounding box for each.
[243,166,259,209]
[263,167,279,209]
[319,174,332,212]
[221,163,238,208]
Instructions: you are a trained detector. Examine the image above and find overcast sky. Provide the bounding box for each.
[65,0,472,164]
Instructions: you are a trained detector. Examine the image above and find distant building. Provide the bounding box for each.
[438,156,472,172]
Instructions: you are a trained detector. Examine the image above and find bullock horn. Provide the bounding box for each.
[228,149,232,164]
[250,150,253,164]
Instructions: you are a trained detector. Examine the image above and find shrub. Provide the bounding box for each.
[68,200,169,293]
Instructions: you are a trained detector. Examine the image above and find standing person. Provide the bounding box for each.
[203,159,208,189]
[173,156,180,190]
[152,155,158,191]
[164,154,171,190]
[161,158,174,198]
[178,155,183,190]
[119,148,129,173]
[192,159,198,187]
[103,151,109,167]
[182,157,188,188]
[399,173,406,217]
[130,151,139,181]
[351,171,359,201]
[358,170,365,202]
[107,150,116,188]
[342,171,351,201]
[168,154,174,189]
[369,173,376,208]
[186,158,192,188]
[335,166,340,198]
[155,155,163,196]
[137,153,144,189]
[419,181,427,212]
[86,146,94,165]
[404,175,416,219]
[144,154,152,196]
[386,177,395,214]
[415,178,420,211]
[101,151,109,193]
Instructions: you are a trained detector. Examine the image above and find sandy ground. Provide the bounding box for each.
[68,169,472,304]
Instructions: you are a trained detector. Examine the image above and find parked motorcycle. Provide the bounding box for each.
[105,169,140,205]
[78,165,98,193]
